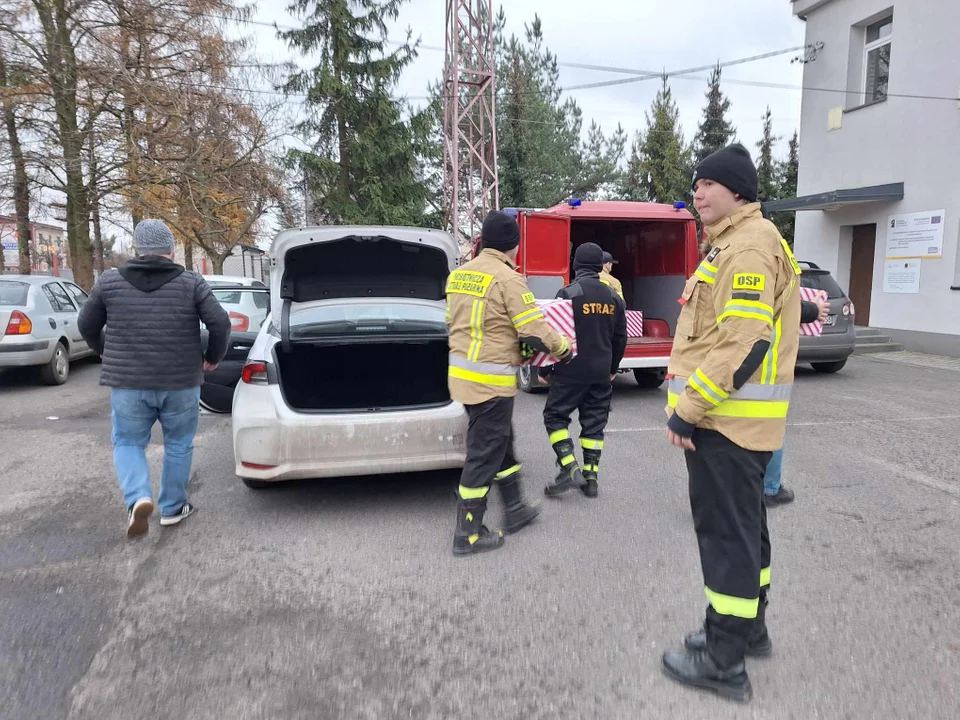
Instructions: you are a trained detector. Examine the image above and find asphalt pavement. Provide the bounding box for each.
[2,355,959,720]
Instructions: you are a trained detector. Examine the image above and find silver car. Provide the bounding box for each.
[797,262,856,374]
[0,275,97,384]
[230,227,468,487]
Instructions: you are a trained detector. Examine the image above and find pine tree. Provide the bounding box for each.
[692,64,736,166]
[636,75,691,205]
[493,13,623,208]
[756,106,780,203]
[281,0,428,225]
[772,130,799,244]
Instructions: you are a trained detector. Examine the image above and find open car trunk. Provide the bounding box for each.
[275,339,450,412]
[570,219,689,336]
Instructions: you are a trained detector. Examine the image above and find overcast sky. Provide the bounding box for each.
[252,0,809,160]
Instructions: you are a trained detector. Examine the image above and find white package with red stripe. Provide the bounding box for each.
[798,286,827,336]
[625,309,643,338]
[525,299,578,367]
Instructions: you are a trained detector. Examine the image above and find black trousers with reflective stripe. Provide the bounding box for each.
[460,397,519,490]
[685,428,772,668]
[543,381,613,439]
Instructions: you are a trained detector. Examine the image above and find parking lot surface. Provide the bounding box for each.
[2,355,959,719]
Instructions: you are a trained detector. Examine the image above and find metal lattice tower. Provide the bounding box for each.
[443,0,499,252]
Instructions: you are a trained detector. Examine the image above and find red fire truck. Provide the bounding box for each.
[488,199,700,392]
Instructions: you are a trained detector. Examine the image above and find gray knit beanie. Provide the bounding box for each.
[134,219,175,255]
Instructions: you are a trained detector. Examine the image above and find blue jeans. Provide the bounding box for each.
[764,446,784,496]
[111,387,201,516]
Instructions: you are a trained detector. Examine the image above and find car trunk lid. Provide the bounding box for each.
[270,226,459,351]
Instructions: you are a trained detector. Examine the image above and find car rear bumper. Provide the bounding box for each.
[797,325,856,363]
[0,338,52,367]
[231,384,468,481]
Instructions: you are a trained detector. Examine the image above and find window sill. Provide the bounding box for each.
[844,97,888,114]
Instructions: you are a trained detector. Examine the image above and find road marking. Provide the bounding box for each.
[606,414,960,433]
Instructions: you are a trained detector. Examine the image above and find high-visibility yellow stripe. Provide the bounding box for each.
[557,335,570,355]
[694,269,716,285]
[760,566,771,588]
[560,455,577,466]
[695,368,728,400]
[726,298,774,315]
[705,587,759,619]
[689,368,728,407]
[717,309,775,327]
[761,317,782,384]
[584,464,599,473]
[449,365,517,388]
[467,299,485,362]
[549,429,570,444]
[495,464,522,480]
[512,308,545,329]
[458,484,489,500]
[580,438,604,450]
[667,391,789,419]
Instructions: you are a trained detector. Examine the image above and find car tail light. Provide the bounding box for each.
[242,461,277,470]
[241,361,268,385]
[229,312,250,332]
[4,310,33,336]
[842,301,854,317]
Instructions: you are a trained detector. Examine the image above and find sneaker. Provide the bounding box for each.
[160,503,197,527]
[764,486,795,507]
[127,498,154,537]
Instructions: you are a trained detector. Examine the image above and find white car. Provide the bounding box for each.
[210,286,271,333]
[0,275,97,384]
[231,226,468,487]
[202,274,267,289]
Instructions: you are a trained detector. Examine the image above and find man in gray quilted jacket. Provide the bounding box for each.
[79,219,231,537]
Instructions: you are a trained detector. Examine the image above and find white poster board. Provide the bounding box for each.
[883,259,921,294]
[885,210,945,259]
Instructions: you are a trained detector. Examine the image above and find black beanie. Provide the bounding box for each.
[692,143,759,203]
[481,210,520,252]
[573,242,604,272]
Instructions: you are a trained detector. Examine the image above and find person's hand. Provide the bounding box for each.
[666,428,696,451]
[610,374,616,382]
[537,373,550,385]
[203,360,219,372]
[815,296,830,323]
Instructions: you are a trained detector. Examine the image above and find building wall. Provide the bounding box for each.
[793,0,960,349]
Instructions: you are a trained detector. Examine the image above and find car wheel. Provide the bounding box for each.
[812,359,847,374]
[241,478,272,490]
[40,342,70,386]
[517,364,547,394]
[632,369,665,389]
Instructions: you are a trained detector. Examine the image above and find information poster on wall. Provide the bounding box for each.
[883,259,922,294]
[885,210,945,259]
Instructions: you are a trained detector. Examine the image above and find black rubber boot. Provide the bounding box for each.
[661,648,753,703]
[452,495,504,556]
[581,447,601,498]
[544,438,584,497]
[684,593,772,657]
[496,473,542,534]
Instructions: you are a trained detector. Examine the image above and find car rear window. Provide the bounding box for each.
[213,290,243,304]
[0,281,29,306]
[801,272,845,299]
[289,303,447,338]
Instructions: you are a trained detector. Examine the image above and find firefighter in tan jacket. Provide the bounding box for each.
[599,251,624,300]
[447,210,571,556]
[659,144,801,703]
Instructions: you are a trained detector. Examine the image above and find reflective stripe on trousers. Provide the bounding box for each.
[449,354,519,388]
[667,377,791,418]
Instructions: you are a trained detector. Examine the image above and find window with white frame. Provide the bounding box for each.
[863,15,892,103]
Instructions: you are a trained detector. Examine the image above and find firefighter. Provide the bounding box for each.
[447,210,572,556]
[660,143,801,703]
[599,251,625,300]
[539,242,627,499]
